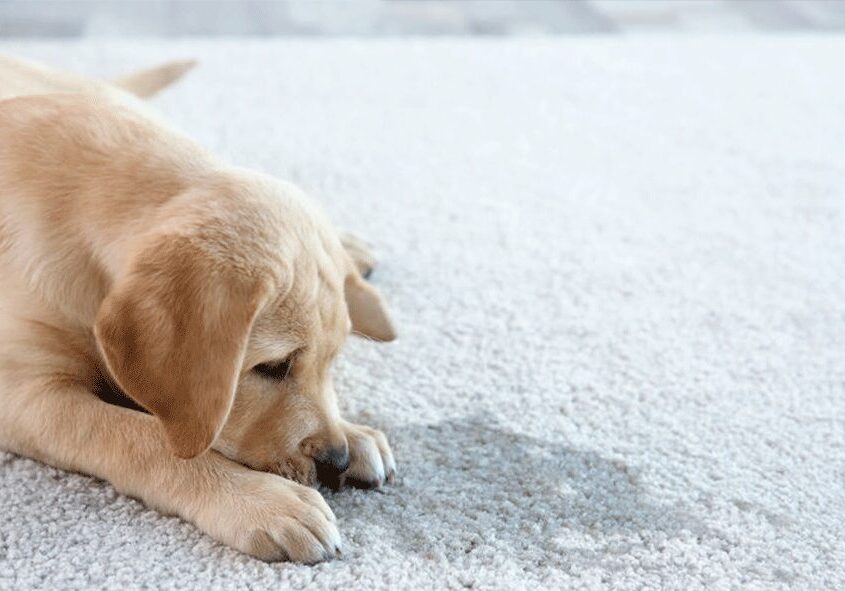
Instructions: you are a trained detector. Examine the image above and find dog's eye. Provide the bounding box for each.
[253,358,293,381]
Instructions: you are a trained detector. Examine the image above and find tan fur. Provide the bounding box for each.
[112,59,197,98]
[0,55,397,563]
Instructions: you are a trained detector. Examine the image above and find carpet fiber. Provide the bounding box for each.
[1,39,843,590]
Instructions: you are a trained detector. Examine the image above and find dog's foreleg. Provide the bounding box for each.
[0,379,341,563]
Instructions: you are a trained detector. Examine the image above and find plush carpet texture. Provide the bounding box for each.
[0,39,843,590]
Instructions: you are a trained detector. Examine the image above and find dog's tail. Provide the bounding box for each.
[111,59,197,98]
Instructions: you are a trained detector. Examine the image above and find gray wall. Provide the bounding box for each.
[2,0,845,37]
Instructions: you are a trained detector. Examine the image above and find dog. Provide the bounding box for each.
[0,55,397,563]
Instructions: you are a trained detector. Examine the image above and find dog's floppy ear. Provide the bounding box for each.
[95,234,270,458]
[345,274,396,342]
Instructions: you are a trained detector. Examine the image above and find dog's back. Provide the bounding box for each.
[0,55,198,331]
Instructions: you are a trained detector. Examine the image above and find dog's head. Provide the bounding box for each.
[94,171,395,485]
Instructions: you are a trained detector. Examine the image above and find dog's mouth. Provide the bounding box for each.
[95,373,353,491]
[314,459,347,491]
[257,455,319,488]
[251,454,349,491]
[278,464,314,487]
[271,458,348,491]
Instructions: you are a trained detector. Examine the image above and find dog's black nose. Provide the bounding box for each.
[319,444,350,472]
[314,444,350,490]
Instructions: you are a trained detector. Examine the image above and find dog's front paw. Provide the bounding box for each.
[197,470,341,563]
[340,421,396,489]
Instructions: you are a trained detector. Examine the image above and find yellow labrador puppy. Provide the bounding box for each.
[0,56,397,563]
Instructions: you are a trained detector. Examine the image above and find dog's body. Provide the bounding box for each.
[0,56,396,562]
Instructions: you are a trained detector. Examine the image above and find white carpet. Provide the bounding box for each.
[1,38,843,590]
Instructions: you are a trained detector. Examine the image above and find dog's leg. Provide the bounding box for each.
[338,420,397,490]
[0,378,341,562]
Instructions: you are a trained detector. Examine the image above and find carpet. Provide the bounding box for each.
[0,38,843,590]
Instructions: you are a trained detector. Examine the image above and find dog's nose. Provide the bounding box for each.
[317,443,350,473]
[313,443,350,490]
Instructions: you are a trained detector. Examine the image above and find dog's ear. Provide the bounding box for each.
[95,234,270,458]
[345,274,396,342]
